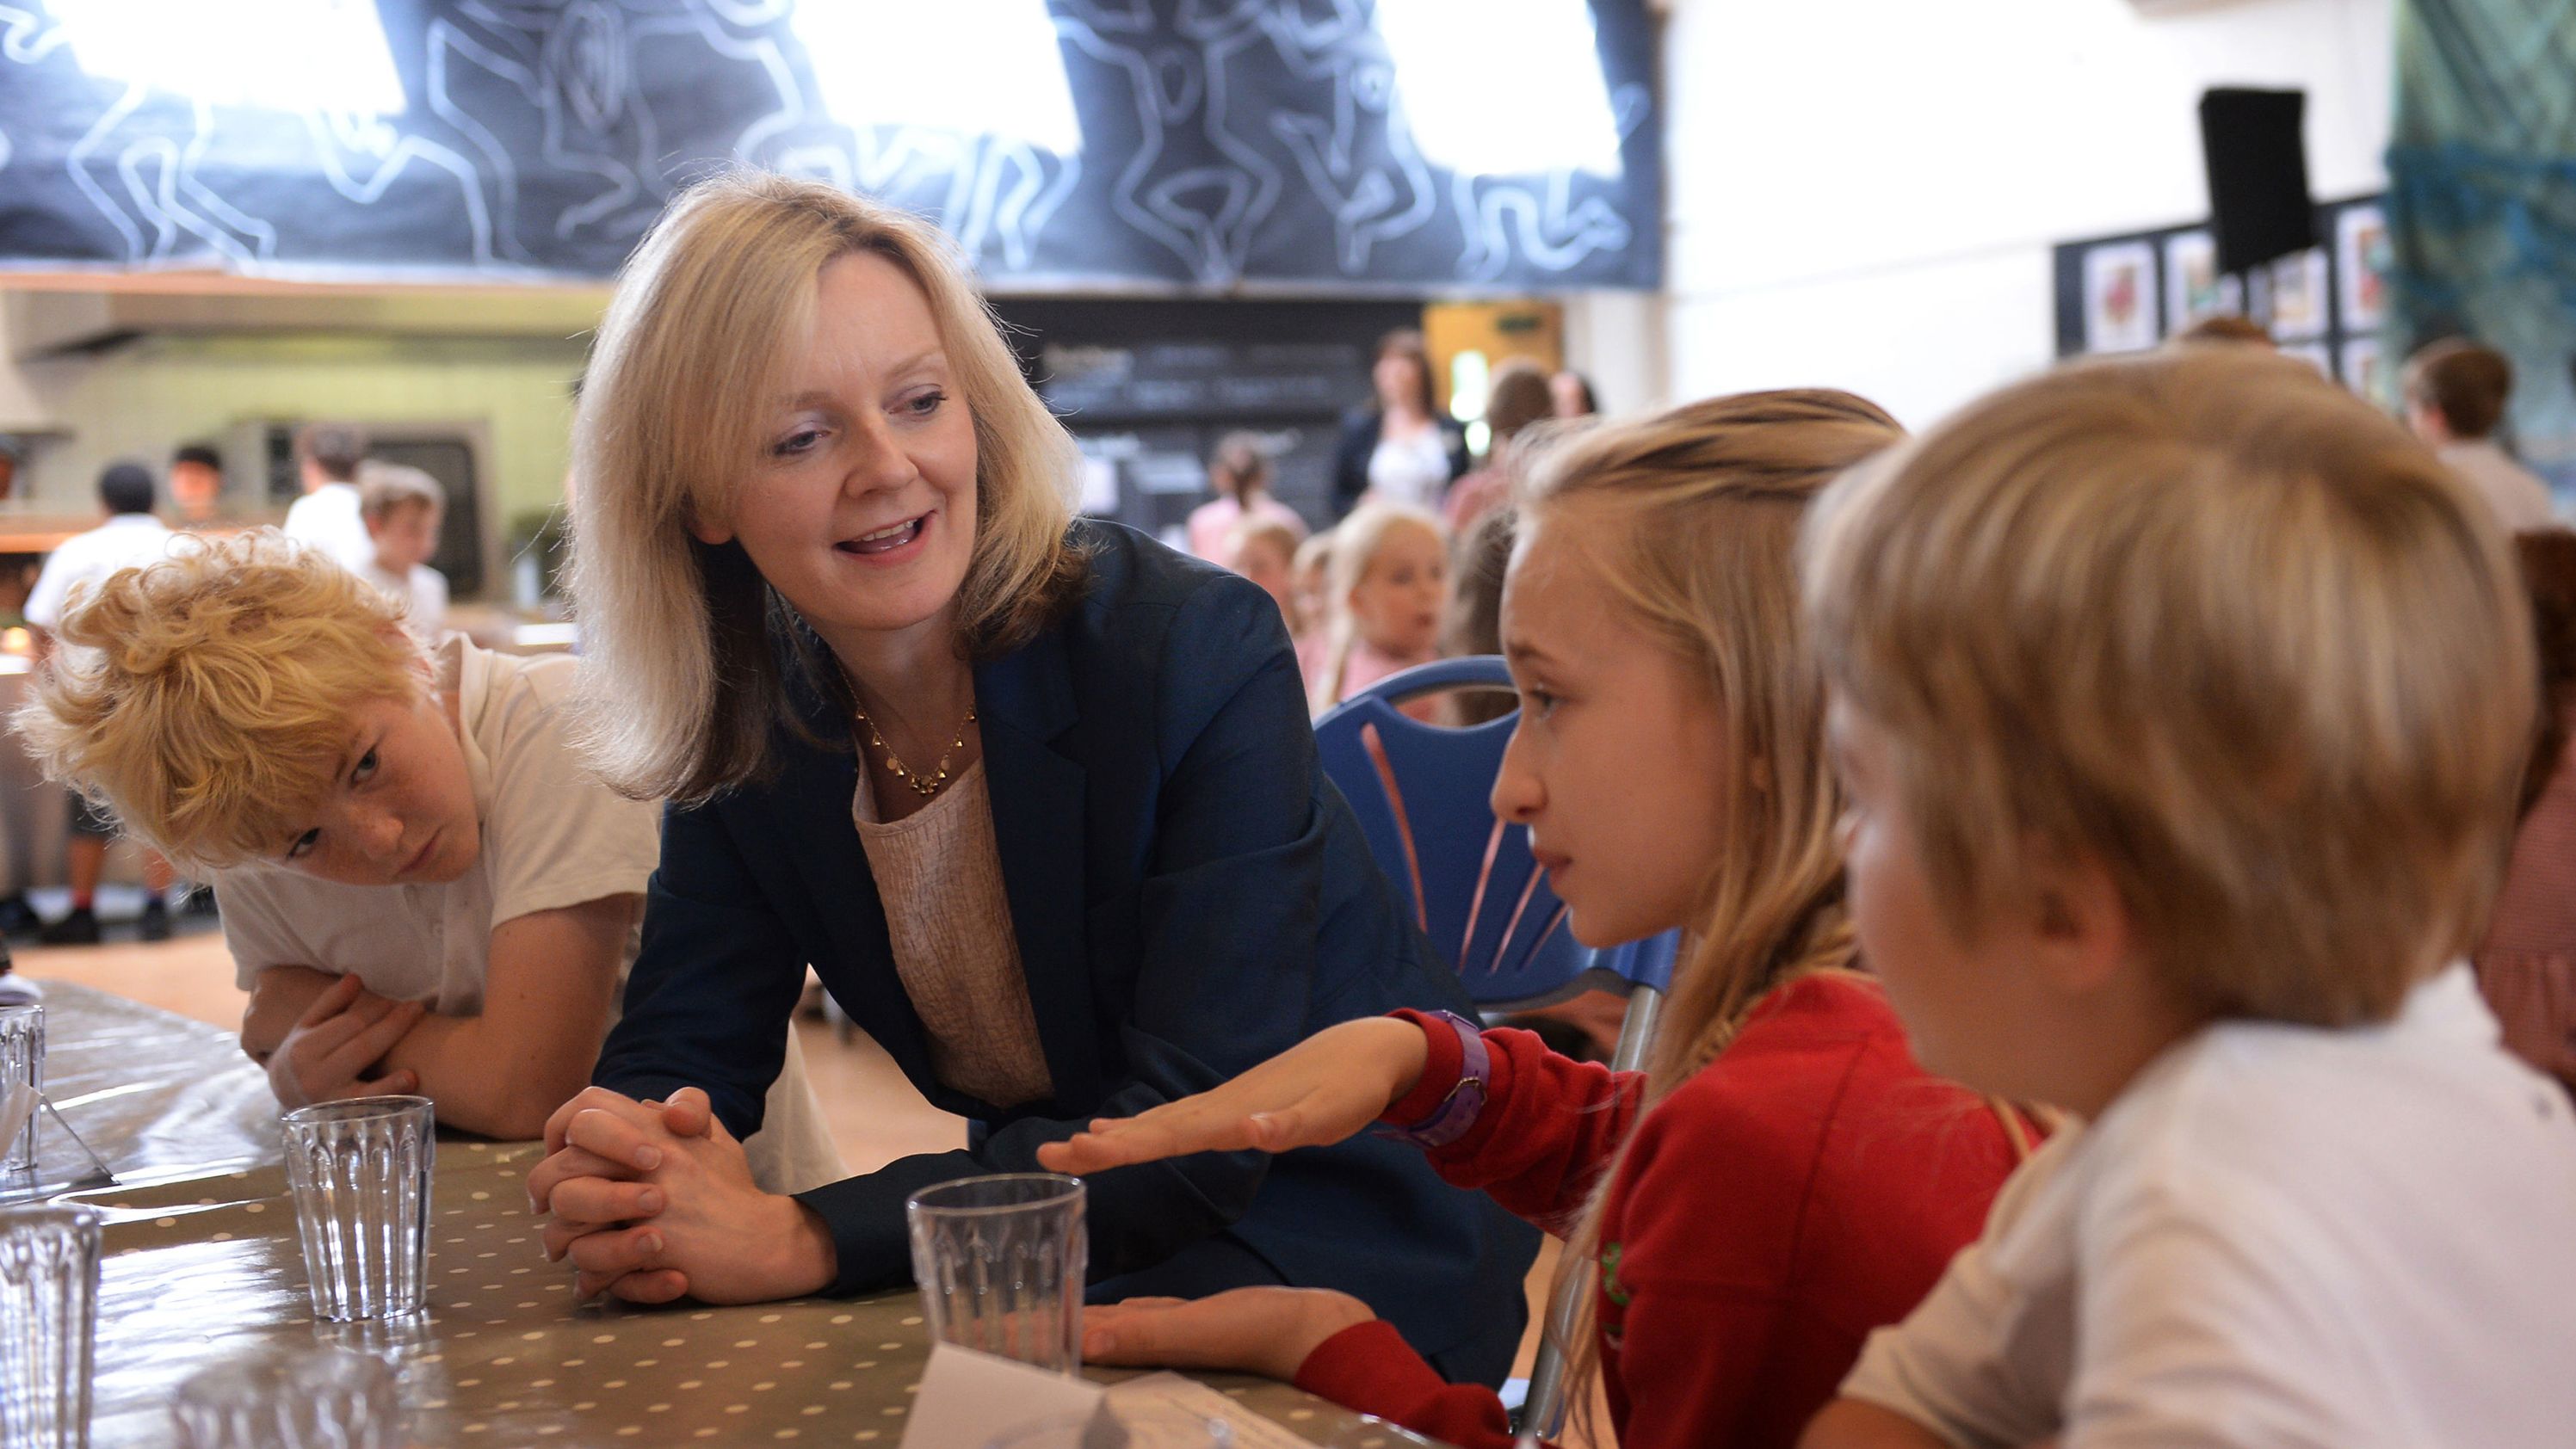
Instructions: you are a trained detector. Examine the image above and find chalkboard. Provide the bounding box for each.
[0,1,1662,293]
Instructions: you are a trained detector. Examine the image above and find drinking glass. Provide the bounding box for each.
[281,1096,434,1323]
[0,1204,101,1449]
[0,1006,42,1175]
[169,1347,402,1449]
[906,1173,1087,1372]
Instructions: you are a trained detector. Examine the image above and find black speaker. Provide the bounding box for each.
[2199,88,2317,275]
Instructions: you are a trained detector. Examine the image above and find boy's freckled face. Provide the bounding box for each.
[368,503,442,575]
[279,691,480,887]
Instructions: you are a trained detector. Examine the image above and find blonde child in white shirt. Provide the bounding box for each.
[355,460,451,634]
[11,530,839,1191]
[1795,348,2576,1449]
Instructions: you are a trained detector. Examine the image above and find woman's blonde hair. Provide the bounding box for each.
[1307,502,1444,715]
[568,170,1085,803]
[1514,390,1906,1431]
[1804,348,2535,1027]
[9,529,421,868]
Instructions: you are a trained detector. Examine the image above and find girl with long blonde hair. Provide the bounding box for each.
[1043,391,2040,1449]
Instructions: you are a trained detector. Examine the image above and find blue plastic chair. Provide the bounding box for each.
[1314,656,1679,1440]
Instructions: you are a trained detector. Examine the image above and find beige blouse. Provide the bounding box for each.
[852,761,1054,1108]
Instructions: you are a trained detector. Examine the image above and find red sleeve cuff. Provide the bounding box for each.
[1381,1009,1466,1127]
[1294,1318,1453,1406]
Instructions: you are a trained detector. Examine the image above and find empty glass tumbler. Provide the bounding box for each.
[281,1096,434,1323]
[0,1005,42,1175]
[905,1174,1087,1372]
[169,1347,403,1449]
[0,1204,101,1449]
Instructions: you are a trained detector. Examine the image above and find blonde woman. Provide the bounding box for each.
[1043,394,2037,1449]
[522,172,1535,1380]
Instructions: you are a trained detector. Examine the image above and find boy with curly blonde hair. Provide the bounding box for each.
[1795,349,2576,1448]
[13,531,837,1187]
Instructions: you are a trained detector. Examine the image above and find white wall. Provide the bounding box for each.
[1646,0,2395,428]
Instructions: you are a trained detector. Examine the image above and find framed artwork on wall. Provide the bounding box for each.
[2163,230,2244,330]
[2084,240,2159,354]
[2267,248,2332,339]
[2336,202,2388,332]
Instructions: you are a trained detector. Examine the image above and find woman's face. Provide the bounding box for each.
[1374,352,1426,415]
[695,250,979,651]
[1492,515,1732,948]
[1550,371,1592,418]
[1347,526,1447,657]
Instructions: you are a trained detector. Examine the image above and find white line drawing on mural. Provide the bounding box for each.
[1260,0,1436,274]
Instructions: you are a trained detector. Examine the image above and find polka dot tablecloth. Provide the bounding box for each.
[39,986,1437,1449]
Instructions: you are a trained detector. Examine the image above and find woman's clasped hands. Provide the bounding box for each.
[526,1085,837,1305]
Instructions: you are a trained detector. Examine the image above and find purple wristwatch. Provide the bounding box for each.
[1386,1010,1490,1149]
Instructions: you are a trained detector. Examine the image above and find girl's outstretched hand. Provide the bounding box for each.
[1036,1015,1431,1175]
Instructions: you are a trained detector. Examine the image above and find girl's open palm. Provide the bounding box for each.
[1037,1015,1430,1174]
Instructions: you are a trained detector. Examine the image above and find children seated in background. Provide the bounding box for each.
[1798,349,2576,1449]
[1288,528,1333,645]
[1441,359,1554,533]
[1220,515,1302,633]
[356,460,451,635]
[1046,393,2041,1449]
[1302,502,1448,718]
[22,460,180,946]
[2405,337,2560,531]
[1188,431,1307,561]
[11,531,840,1189]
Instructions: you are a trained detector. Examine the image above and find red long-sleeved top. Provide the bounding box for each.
[1294,972,2030,1449]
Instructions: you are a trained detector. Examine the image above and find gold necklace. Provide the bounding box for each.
[855,702,979,800]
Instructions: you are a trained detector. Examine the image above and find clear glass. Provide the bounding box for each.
[169,1347,402,1449]
[0,1005,42,1175]
[281,1095,434,1323]
[905,1173,1087,1372]
[0,1204,101,1449]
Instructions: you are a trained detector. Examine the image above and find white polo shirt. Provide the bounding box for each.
[1842,965,2576,1449]
[281,481,375,573]
[22,513,176,630]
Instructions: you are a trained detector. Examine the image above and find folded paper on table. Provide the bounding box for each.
[899,1345,1332,1449]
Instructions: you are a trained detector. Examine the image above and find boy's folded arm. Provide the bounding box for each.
[239,965,344,1061]
[376,893,637,1140]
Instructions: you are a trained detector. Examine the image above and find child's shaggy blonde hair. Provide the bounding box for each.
[1805,348,2536,1026]
[11,529,421,868]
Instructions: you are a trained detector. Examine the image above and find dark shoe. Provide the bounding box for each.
[139,899,172,943]
[0,894,38,938]
[39,907,101,946]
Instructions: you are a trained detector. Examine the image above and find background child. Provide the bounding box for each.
[281,420,375,573]
[2403,337,2560,531]
[12,531,839,1191]
[356,459,451,634]
[1046,393,2039,1449]
[22,459,179,946]
[1303,501,1448,718]
[1289,527,1334,644]
[1189,431,1307,561]
[1220,514,1302,632]
[1799,349,2576,1449]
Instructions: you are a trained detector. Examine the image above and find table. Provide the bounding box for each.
[31,985,1436,1449]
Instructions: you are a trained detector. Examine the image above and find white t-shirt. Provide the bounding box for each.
[363,561,450,636]
[2440,440,2561,533]
[1841,965,2576,1449]
[1366,428,1453,511]
[23,514,176,630]
[281,482,375,572]
[216,636,843,1191]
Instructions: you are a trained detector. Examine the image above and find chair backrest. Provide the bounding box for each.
[1315,657,1673,1009]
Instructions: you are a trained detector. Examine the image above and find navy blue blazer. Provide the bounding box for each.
[595,521,1536,1377]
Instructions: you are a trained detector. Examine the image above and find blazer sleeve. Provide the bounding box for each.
[589,801,806,1139]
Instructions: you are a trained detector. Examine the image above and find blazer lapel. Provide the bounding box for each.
[975,629,1103,1111]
